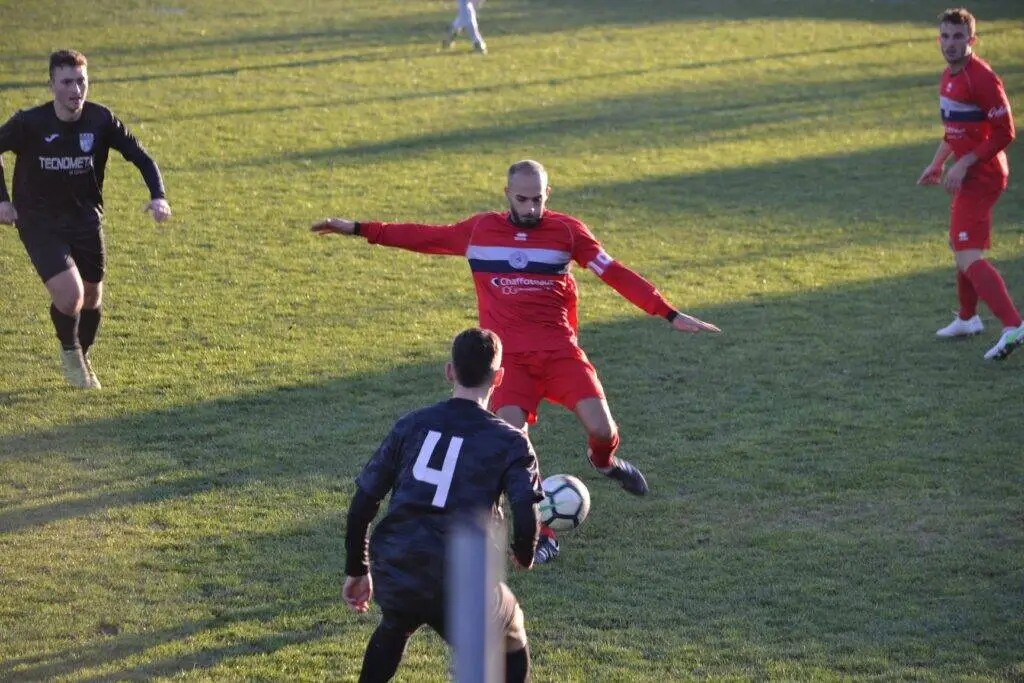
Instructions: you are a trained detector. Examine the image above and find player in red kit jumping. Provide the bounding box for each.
[313,159,720,563]
[917,8,1021,360]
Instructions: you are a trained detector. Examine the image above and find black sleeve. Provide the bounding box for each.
[0,112,23,203]
[503,435,542,568]
[107,112,166,200]
[344,487,381,576]
[509,495,540,569]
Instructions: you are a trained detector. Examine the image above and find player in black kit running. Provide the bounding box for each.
[343,328,543,682]
[0,50,171,389]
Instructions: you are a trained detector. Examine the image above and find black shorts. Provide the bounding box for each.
[377,581,520,641]
[17,218,105,283]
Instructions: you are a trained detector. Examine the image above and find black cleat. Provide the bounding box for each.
[602,457,649,496]
[534,535,560,565]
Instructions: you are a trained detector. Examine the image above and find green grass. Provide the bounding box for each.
[1,0,1023,680]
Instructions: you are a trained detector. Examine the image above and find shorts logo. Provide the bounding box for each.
[508,251,529,269]
[79,133,94,153]
[958,231,969,242]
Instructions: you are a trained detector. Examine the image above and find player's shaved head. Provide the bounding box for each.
[49,49,87,81]
[451,328,502,389]
[505,160,551,228]
[939,8,975,36]
[508,159,548,187]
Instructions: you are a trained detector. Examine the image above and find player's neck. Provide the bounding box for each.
[948,52,972,75]
[52,101,84,123]
[451,387,489,409]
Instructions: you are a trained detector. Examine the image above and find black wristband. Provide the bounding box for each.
[666,310,679,322]
[353,221,361,236]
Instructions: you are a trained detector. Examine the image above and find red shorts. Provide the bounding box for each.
[490,346,605,425]
[949,177,1006,251]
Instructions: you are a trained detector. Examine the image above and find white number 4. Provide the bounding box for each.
[413,430,463,508]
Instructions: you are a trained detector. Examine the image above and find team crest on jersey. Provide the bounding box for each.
[79,133,94,153]
[508,251,530,269]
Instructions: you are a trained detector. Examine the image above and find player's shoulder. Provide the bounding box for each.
[543,209,591,234]
[82,101,116,123]
[966,55,1001,81]
[9,102,52,124]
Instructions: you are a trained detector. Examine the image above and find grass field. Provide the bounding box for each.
[2,0,1023,680]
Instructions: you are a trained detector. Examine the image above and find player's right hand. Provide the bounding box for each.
[0,200,17,225]
[916,165,943,185]
[311,217,356,235]
[342,574,373,613]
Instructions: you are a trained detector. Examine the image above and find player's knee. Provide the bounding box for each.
[82,282,103,309]
[52,292,84,316]
[586,421,617,443]
[504,603,528,652]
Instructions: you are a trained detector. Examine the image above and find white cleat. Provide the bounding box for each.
[60,347,95,389]
[983,323,1024,361]
[935,314,984,338]
[83,352,102,389]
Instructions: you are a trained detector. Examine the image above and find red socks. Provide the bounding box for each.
[587,432,620,469]
[956,270,978,320]
[965,260,1023,328]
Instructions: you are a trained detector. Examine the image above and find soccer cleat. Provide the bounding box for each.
[935,314,984,338]
[441,27,461,49]
[533,534,560,565]
[83,353,102,389]
[59,347,94,389]
[472,42,487,55]
[600,457,649,496]
[983,323,1024,361]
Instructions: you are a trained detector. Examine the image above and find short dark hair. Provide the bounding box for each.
[49,49,87,80]
[451,328,502,389]
[939,8,976,37]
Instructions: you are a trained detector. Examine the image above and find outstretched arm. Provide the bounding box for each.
[312,216,475,256]
[590,253,720,333]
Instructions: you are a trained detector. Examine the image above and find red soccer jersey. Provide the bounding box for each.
[360,210,675,353]
[940,54,1015,181]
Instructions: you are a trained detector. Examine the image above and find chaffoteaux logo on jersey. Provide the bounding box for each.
[490,276,553,295]
[79,133,94,153]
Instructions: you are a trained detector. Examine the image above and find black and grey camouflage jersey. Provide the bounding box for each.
[354,398,542,614]
[0,101,164,225]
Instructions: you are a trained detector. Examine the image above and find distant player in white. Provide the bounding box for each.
[443,0,487,54]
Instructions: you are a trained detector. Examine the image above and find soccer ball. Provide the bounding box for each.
[540,474,591,532]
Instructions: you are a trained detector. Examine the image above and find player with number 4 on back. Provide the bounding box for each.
[343,328,543,683]
[918,8,1022,360]
[315,159,720,564]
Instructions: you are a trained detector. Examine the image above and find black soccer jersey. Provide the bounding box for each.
[354,398,543,613]
[0,101,165,223]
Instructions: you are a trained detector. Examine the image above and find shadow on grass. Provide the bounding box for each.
[2,256,1024,677]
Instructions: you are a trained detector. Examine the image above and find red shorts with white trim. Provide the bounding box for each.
[949,177,1006,251]
[490,345,605,425]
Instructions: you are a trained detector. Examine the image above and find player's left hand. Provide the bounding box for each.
[343,574,373,613]
[944,158,970,194]
[672,312,720,333]
[145,198,172,223]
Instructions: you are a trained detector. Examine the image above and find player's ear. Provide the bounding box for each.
[968,34,977,46]
[492,366,505,389]
[444,361,455,384]
[545,185,552,198]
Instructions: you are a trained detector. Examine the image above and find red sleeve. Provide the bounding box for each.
[360,216,476,256]
[571,221,675,319]
[972,68,1015,163]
